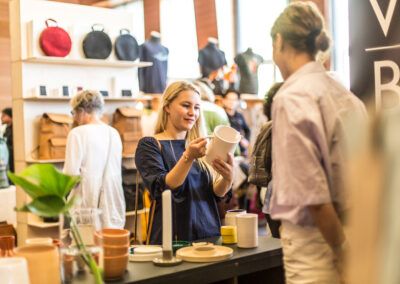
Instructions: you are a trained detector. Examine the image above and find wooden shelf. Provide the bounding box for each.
[126,208,150,216]
[28,208,149,228]
[21,57,153,68]
[24,96,153,102]
[26,158,65,164]
[28,220,59,228]
[26,155,134,164]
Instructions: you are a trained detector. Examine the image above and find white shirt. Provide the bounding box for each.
[63,123,126,228]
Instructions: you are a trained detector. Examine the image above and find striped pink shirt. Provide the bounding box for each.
[270,62,366,226]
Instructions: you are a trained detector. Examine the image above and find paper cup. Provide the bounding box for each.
[0,257,30,284]
[236,213,258,248]
[205,125,241,164]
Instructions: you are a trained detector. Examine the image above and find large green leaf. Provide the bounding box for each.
[21,164,80,197]
[8,171,46,199]
[8,164,80,198]
[16,195,67,218]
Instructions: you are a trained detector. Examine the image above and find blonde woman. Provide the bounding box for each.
[63,90,125,228]
[135,81,233,244]
[269,2,366,283]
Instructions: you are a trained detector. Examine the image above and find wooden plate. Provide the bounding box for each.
[176,245,233,263]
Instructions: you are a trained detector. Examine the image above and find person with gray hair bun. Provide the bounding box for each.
[269,2,367,283]
[64,90,126,228]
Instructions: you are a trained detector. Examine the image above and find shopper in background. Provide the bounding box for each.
[222,89,251,157]
[257,82,283,239]
[1,108,13,173]
[135,81,233,244]
[193,80,229,135]
[270,2,366,283]
[64,90,125,228]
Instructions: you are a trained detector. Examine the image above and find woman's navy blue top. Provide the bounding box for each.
[135,137,221,244]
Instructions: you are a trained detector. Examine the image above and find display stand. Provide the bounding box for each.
[10,0,151,245]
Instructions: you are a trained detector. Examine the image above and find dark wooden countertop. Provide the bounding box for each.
[74,236,283,284]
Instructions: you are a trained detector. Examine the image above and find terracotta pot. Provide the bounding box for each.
[103,244,129,257]
[104,253,128,280]
[0,235,15,257]
[15,244,60,284]
[97,228,130,246]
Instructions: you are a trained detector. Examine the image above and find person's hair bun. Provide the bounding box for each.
[315,31,330,52]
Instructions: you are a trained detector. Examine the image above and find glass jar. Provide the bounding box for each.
[59,208,103,283]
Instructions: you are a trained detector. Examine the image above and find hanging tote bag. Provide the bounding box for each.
[82,24,112,59]
[39,19,72,57]
[114,29,139,61]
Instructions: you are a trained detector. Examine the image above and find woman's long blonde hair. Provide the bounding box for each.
[154,81,206,144]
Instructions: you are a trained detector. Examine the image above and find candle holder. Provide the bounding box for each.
[153,250,182,267]
[153,190,183,267]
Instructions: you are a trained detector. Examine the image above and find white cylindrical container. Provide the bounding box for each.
[0,257,30,284]
[236,213,258,248]
[205,125,241,164]
[224,209,246,226]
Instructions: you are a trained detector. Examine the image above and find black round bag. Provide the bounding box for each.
[114,29,139,61]
[82,24,112,59]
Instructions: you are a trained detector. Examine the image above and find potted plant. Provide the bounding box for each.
[9,164,103,283]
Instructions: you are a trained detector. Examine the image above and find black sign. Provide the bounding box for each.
[349,0,400,109]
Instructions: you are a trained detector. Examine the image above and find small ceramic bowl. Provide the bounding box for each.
[103,245,129,257]
[95,228,130,246]
[104,253,129,280]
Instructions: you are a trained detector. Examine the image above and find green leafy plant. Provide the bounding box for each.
[9,164,103,284]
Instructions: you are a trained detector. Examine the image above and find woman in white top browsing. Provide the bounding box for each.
[64,90,125,228]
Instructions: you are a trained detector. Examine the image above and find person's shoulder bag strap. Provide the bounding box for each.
[97,127,113,208]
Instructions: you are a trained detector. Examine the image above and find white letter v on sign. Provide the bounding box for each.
[370,0,398,37]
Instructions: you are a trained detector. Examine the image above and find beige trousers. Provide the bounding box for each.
[280,221,340,284]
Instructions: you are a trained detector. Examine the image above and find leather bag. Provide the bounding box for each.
[248,121,272,187]
[82,24,112,59]
[112,107,142,156]
[38,113,72,160]
[115,29,139,61]
[39,19,72,57]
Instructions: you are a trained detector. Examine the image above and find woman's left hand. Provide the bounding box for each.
[211,153,234,184]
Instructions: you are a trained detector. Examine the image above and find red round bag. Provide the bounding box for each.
[39,19,72,57]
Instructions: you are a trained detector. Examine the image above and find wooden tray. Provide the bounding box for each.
[176,245,233,263]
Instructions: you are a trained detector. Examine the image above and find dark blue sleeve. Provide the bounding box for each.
[239,112,251,140]
[135,137,168,200]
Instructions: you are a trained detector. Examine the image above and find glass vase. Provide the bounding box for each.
[59,208,103,283]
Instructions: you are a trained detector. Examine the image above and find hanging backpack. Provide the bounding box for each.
[248,121,272,187]
[114,29,139,61]
[39,19,72,57]
[38,113,72,160]
[112,107,142,156]
[82,24,112,59]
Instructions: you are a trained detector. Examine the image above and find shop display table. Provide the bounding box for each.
[75,236,284,284]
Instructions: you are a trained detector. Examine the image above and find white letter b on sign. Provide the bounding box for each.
[374,60,400,109]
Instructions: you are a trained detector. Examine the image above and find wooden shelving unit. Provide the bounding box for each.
[11,0,149,245]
